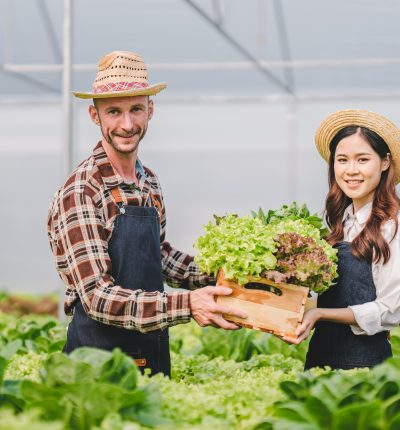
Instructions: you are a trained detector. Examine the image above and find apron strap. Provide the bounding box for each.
[111,187,123,204]
[149,192,162,217]
[111,186,161,218]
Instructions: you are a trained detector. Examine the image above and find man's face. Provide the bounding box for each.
[89,95,154,156]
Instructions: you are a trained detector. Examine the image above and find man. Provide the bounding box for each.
[47,50,246,376]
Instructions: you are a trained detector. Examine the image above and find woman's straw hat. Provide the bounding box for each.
[315,109,400,184]
[73,51,166,99]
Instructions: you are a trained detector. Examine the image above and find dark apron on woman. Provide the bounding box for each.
[64,187,170,376]
[305,242,392,370]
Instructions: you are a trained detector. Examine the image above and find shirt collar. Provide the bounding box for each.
[342,201,373,225]
[135,158,146,177]
[93,141,148,190]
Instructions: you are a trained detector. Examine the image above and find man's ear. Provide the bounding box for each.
[148,98,154,121]
[89,104,100,125]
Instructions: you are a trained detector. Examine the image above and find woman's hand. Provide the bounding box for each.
[279,307,356,344]
[281,308,322,345]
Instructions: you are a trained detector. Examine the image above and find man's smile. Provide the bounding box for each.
[114,131,139,139]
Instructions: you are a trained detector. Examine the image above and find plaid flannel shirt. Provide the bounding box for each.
[47,142,213,332]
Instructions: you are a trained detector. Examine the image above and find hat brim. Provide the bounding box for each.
[315,109,400,184]
[72,82,167,99]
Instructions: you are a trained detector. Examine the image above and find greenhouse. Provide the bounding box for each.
[1,1,400,429]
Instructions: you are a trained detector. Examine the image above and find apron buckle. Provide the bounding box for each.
[134,358,147,367]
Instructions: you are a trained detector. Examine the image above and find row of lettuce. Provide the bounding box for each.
[1,313,400,429]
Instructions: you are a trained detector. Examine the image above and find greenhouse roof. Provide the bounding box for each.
[1,0,400,100]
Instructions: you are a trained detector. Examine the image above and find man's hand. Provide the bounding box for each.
[190,286,247,330]
[280,308,321,344]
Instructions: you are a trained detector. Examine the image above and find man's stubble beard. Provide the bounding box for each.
[99,120,148,155]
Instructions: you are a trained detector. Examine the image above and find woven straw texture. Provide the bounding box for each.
[315,109,400,184]
[73,51,166,99]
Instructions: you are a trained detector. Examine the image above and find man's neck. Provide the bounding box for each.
[103,140,138,184]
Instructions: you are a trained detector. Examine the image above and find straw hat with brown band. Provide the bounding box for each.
[315,109,400,184]
[73,50,166,99]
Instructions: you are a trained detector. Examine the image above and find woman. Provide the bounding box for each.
[284,109,400,370]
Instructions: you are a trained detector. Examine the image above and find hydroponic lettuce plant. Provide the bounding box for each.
[194,203,338,294]
[251,201,329,238]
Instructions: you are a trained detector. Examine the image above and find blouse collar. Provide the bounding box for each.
[342,201,373,225]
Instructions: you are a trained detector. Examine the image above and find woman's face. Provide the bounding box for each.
[334,132,390,212]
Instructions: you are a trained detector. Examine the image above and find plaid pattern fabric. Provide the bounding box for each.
[93,81,149,94]
[47,142,213,333]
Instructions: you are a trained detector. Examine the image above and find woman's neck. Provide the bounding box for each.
[352,198,373,214]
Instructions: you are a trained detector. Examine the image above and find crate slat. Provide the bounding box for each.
[216,270,309,337]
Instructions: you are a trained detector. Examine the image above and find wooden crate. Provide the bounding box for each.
[216,270,309,337]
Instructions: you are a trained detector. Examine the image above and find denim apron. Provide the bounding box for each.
[305,242,392,370]
[64,187,170,376]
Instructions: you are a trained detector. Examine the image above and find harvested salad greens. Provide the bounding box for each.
[194,202,338,293]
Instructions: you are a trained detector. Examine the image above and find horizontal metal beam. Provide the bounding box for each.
[3,91,400,105]
[2,69,60,93]
[3,58,400,73]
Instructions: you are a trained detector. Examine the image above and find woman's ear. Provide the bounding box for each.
[382,153,391,171]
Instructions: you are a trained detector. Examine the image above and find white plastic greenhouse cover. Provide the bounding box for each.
[2,0,400,174]
[2,0,400,100]
[1,0,400,296]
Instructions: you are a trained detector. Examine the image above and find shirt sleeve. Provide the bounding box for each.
[161,241,216,289]
[349,221,400,335]
[48,189,191,333]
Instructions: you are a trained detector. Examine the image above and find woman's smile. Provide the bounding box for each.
[344,179,364,188]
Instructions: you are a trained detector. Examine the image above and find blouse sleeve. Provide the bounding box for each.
[349,218,400,335]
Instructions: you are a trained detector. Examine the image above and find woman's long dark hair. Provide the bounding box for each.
[325,126,400,264]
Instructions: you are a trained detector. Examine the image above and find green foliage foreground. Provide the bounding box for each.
[1,313,400,429]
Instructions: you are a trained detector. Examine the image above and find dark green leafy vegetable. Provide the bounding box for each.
[251,202,329,239]
[1,313,400,430]
[1,347,166,429]
[255,357,400,430]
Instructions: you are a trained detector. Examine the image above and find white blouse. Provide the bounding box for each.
[341,202,400,335]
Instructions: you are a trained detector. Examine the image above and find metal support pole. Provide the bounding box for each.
[287,99,297,202]
[3,0,13,63]
[59,0,73,321]
[273,0,295,93]
[37,0,63,63]
[62,0,73,176]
